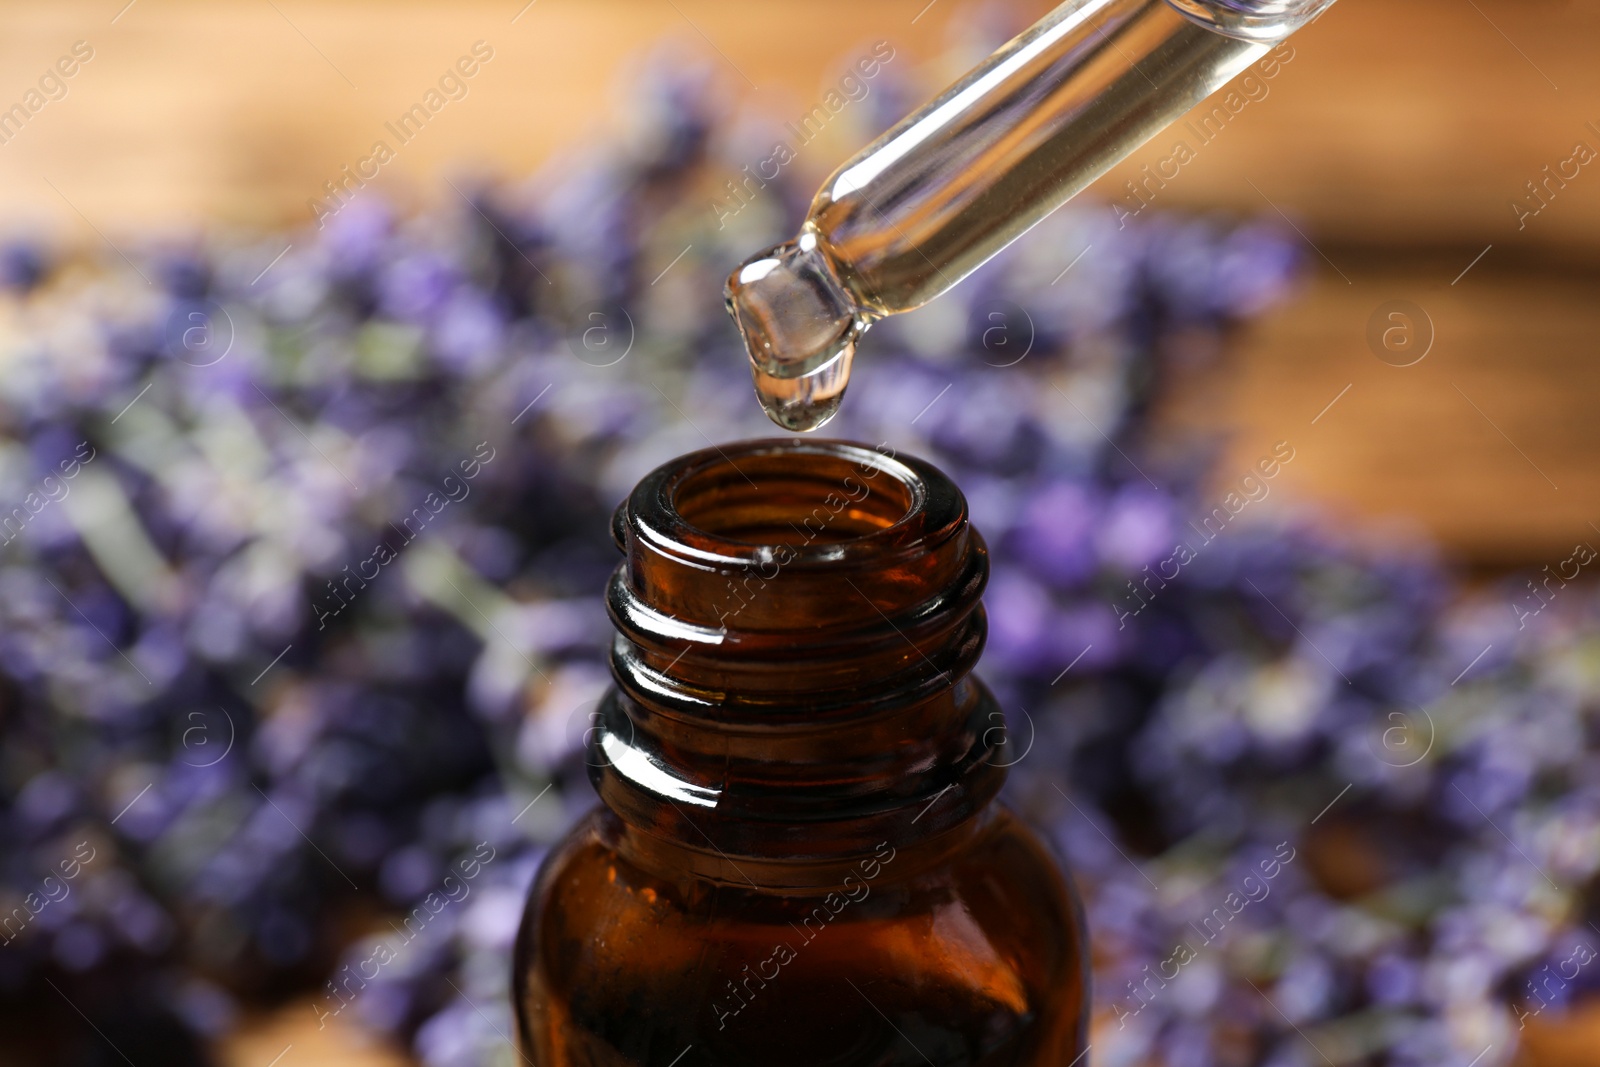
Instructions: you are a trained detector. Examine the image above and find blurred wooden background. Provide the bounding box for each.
[0,0,1597,570]
[1,1,1597,1062]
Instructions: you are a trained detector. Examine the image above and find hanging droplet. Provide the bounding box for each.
[725,229,871,433]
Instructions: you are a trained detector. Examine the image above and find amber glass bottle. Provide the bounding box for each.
[513,438,1087,1066]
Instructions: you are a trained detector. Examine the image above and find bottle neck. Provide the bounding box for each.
[591,439,1006,876]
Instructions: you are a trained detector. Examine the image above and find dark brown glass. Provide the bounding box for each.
[513,439,1088,1066]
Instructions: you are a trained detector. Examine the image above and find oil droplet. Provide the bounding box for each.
[750,346,855,432]
[725,229,872,433]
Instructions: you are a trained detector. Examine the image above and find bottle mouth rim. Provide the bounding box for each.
[619,438,967,569]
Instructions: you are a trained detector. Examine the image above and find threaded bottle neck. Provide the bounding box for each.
[592,439,1006,873]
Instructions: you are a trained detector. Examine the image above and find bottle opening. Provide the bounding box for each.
[672,446,916,547]
[633,440,956,567]
[615,439,974,641]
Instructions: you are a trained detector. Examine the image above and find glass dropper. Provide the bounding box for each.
[725,0,1338,431]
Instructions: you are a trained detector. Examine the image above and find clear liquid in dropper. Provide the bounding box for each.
[725,0,1284,433]
[725,230,871,433]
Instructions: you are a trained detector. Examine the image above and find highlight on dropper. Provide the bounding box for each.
[724,229,871,433]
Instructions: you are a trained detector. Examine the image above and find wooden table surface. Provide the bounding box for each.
[1163,259,1600,569]
[219,994,1600,1067]
[221,1000,411,1067]
[0,0,1593,246]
